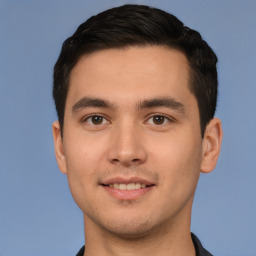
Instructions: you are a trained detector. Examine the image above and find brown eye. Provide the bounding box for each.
[91,116,103,124]
[146,115,171,126]
[85,115,108,125]
[152,116,166,125]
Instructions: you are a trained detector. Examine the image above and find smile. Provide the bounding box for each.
[100,178,155,200]
[107,183,147,190]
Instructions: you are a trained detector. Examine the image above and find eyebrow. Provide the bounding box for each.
[72,97,115,112]
[72,96,185,113]
[138,97,185,113]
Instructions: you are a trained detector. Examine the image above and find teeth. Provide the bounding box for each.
[135,183,141,189]
[127,183,135,190]
[119,184,127,190]
[109,183,148,190]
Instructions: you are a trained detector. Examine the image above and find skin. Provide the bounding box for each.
[53,46,222,256]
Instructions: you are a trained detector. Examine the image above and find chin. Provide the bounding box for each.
[96,213,155,238]
[106,223,153,239]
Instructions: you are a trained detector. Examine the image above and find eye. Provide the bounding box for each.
[84,115,109,125]
[147,115,170,125]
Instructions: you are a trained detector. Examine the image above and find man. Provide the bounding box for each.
[52,4,222,256]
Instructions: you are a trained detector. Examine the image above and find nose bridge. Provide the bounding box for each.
[107,118,147,166]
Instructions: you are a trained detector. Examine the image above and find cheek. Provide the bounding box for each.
[63,135,104,200]
[64,130,105,171]
[150,131,202,192]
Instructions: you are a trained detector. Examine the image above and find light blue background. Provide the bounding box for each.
[0,0,255,255]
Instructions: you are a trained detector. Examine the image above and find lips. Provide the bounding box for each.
[108,183,147,190]
[101,177,155,186]
[100,177,155,200]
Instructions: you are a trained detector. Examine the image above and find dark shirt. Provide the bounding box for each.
[75,233,212,256]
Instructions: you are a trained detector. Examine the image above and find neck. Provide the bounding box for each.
[82,200,195,256]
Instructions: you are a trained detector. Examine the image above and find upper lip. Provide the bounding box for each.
[100,177,155,186]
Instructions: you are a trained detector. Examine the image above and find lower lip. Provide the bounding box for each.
[102,185,154,200]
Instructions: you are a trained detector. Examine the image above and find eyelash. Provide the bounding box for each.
[146,115,173,125]
[82,114,109,125]
[81,114,174,126]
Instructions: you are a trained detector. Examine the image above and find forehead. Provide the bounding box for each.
[68,46,193,108]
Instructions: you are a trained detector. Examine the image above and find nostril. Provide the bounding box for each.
[111,158,141,166]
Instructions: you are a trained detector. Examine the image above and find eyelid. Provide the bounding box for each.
[80,113,175,125]
[145,114,175,125]
[81,114,110,124]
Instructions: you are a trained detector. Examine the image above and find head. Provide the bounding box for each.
[53,4,218,138]
[52,4,222,239]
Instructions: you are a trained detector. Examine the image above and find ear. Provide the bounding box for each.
[200,118,223,173]
[52,121,67,174]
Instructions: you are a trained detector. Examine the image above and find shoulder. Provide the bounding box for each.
[191,233,213,256]
[75,245,85,256]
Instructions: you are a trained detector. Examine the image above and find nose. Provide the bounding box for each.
[107,123,147,167]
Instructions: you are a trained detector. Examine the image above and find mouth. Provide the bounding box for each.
[102,183,154,191]
[100,178,155,200]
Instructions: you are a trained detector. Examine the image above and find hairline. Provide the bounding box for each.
[60,43,202,136]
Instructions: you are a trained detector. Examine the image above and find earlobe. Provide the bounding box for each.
[200,118,223,173]
[52,121,67,174]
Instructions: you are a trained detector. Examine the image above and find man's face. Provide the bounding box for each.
[55,46,205,237]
